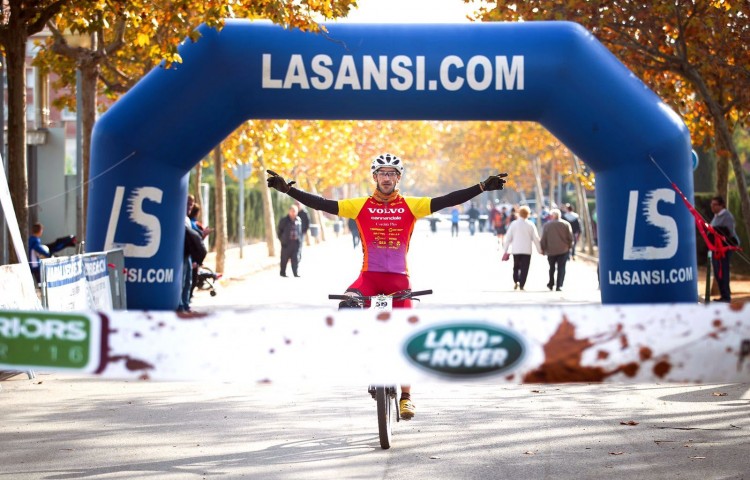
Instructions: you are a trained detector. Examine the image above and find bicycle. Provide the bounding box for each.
[328,289,432,449]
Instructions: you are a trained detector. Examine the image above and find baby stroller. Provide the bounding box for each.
[194,265,221,297]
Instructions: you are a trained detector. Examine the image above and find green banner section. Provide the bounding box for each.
[0,311,100,371]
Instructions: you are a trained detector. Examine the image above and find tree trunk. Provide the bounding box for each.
[547,159,556,210]
[5,28,29,263]
[257,154,278,257]
[308,180,327,242]
[685,66,750,242]
[213,147,227,274]
[572,156,596,255]
[715,121,750,243]
[79,59,99,242]
[192,161,203,206]
[531,156,545,229]
[573,155,594,255]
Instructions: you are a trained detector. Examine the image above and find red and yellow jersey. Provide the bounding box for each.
[338,195,432,274]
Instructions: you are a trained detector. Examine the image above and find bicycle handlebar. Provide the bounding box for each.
[328,289,433,301]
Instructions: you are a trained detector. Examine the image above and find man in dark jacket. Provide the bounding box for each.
[540,208,573,291]
[277,205,302,277]
[563,203,581,260]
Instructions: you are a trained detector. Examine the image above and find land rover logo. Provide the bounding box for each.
[404,323,526,377]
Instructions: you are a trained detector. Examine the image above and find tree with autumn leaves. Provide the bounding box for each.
[0,0,67,263]
[469,0,750,249]
[209,119,446,273]
[1,0,357,262]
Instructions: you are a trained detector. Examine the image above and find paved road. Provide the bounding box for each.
[193,219,603,309]
[2,220,748,479]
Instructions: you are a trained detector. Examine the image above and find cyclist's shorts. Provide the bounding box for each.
[346,271,413,308]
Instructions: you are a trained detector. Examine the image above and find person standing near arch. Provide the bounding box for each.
[710,195,740,303]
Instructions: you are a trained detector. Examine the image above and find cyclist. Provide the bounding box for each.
[267,153,508,420]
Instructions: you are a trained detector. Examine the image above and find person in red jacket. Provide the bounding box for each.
[268,153,508,420]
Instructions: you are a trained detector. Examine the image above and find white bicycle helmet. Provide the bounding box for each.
[371,153,404,175]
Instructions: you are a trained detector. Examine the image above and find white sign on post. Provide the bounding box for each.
[0,154,40,306]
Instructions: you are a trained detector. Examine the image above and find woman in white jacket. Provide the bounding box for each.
[503,205,542,290]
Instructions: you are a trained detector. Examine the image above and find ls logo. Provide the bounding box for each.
[623,188,678,260]
[104,186,163,258]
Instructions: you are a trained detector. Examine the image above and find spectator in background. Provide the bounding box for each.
[467,202,480,236]
[28,222,50,284]
[503,205,542,291]
[189,203,213,240]
[451,207,460,237]
[540,209,573,292]
[489,204,506,245]
[348,217,360,248]
[710,195,740,303]
[563,203,582,260]
[277,204,302,277]
[180,195,196,312]
[188,203,213,300]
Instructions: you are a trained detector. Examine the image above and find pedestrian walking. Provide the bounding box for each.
[540,208,573,291]
[563,203,581,260]
[277,205,302,277]
[503,205,542,290]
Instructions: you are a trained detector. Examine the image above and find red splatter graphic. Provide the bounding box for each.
[653,360,672,378]
[639,347,653,361]
[109,355,154,372]
[407,316,419,324]
[176,311,209,320]
[377,312,391,321]
[523,317,607,382]
[523,317,659,383]
[326,317,334,327]
[619,362,639,378]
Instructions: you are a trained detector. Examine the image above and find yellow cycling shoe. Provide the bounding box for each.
[399,398,416,420]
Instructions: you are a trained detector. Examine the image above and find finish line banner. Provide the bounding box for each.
[0,304,748,384]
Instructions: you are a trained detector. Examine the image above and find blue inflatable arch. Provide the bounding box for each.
[88,20,698,310]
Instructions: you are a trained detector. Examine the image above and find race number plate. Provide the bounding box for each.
[372,295,393,311]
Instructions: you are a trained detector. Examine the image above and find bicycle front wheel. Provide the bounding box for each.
[375,385,395,449]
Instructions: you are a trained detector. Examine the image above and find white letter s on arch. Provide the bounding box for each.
[104,186,163,258]
[623,188,678,260]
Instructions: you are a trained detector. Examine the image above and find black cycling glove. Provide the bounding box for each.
[266,170,296,193]
[481,173,508,191]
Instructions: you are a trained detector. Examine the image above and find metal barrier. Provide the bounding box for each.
[39,249,126,311]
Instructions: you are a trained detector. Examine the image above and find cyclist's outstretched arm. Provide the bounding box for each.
[430,173,508,213]
[288,188,338,215]
[267,170,338,215]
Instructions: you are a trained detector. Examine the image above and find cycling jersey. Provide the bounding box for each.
[338,195,431,274]
[288,183,482,277]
